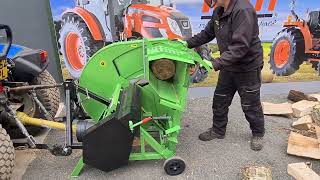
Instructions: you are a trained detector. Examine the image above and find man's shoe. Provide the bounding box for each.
[198,128,225,141]
[251,136,263,151]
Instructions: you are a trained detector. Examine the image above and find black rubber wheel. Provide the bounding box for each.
[269,28,306,76]
[163,156,186,176]
[0,125,15,180]
[59,14,104,79]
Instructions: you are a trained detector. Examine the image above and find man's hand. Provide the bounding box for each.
[195,45,212,61]
[212,58,222,71]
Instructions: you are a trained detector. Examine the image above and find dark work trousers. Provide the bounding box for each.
[212,69,265,137]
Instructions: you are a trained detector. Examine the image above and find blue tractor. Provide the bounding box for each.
[0,25,60,179]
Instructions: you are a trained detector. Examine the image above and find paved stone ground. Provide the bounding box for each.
[22,93,320,180]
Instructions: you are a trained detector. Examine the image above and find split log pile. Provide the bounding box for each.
[263,90,320,161]
[288,162,320,180]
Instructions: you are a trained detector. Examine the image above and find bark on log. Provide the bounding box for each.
[288,90,318,102]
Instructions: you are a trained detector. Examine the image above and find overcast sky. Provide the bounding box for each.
[50,0,320,41]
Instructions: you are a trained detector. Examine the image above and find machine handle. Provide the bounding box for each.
[129,116,170,131]
[0,24,12,59]
[141,117,153,124]
[129,117,153,131]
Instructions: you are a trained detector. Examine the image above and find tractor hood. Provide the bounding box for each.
[0,44,24,59]
[128,4,178,16]
[127,4,192,39]
[0,44,42,60]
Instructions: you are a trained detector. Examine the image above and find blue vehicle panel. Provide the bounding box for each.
[0,44,24,59]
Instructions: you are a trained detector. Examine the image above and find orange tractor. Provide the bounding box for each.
[59,0,193,78]
[269,1,320,76]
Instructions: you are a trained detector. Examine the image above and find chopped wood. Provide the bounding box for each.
[262,102,293,117]
[287,132,320,160]
[292,115,313,130]
[309,94,320,101]
[288,90,318,102]
[288,162,320,180]
[242,166,272,180]
[151,59,176,81]
[314,126,320,149]
[292,100,319,118]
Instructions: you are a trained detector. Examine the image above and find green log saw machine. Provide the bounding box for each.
[16,38,211,177]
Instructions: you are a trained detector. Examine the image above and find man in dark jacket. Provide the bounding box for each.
[187,0,265,151]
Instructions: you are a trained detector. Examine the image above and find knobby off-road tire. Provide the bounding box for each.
[59,14,104,79]
[8,70,61,139]
[31,70,60,119]
[269,28,306,76]
[0,125,14,180]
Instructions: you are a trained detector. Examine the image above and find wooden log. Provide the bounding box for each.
[292,100,319,118]
[151,59,176,81]
[315,125,320,149]
[242,166,272,180]
[292,115,313,130]
[262,102,293,117]
[288,162,320,180]
[309,94,320,101]
[287,132,320,159]
[288,90,318,102]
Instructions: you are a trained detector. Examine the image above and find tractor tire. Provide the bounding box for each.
[269,28,306,76]
[7,70,61,139]
[59,14,104,79]
[0,125,15,180]
[31,70,60,119]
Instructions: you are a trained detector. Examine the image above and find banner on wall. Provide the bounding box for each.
[50,0,320,79]
[51,0,320,42]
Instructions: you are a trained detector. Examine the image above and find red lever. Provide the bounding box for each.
[141,117,153,124]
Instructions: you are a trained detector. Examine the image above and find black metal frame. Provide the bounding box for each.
[11,80,112,156]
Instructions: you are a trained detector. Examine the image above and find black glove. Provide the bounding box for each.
[194,45,213,61]
[211,58,222,71]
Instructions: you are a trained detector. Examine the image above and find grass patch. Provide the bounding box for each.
[193,43,320,87]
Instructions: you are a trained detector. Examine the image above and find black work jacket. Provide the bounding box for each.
[187,0,263,72]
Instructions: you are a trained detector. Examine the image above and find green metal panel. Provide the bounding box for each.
[78,38,210,169]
